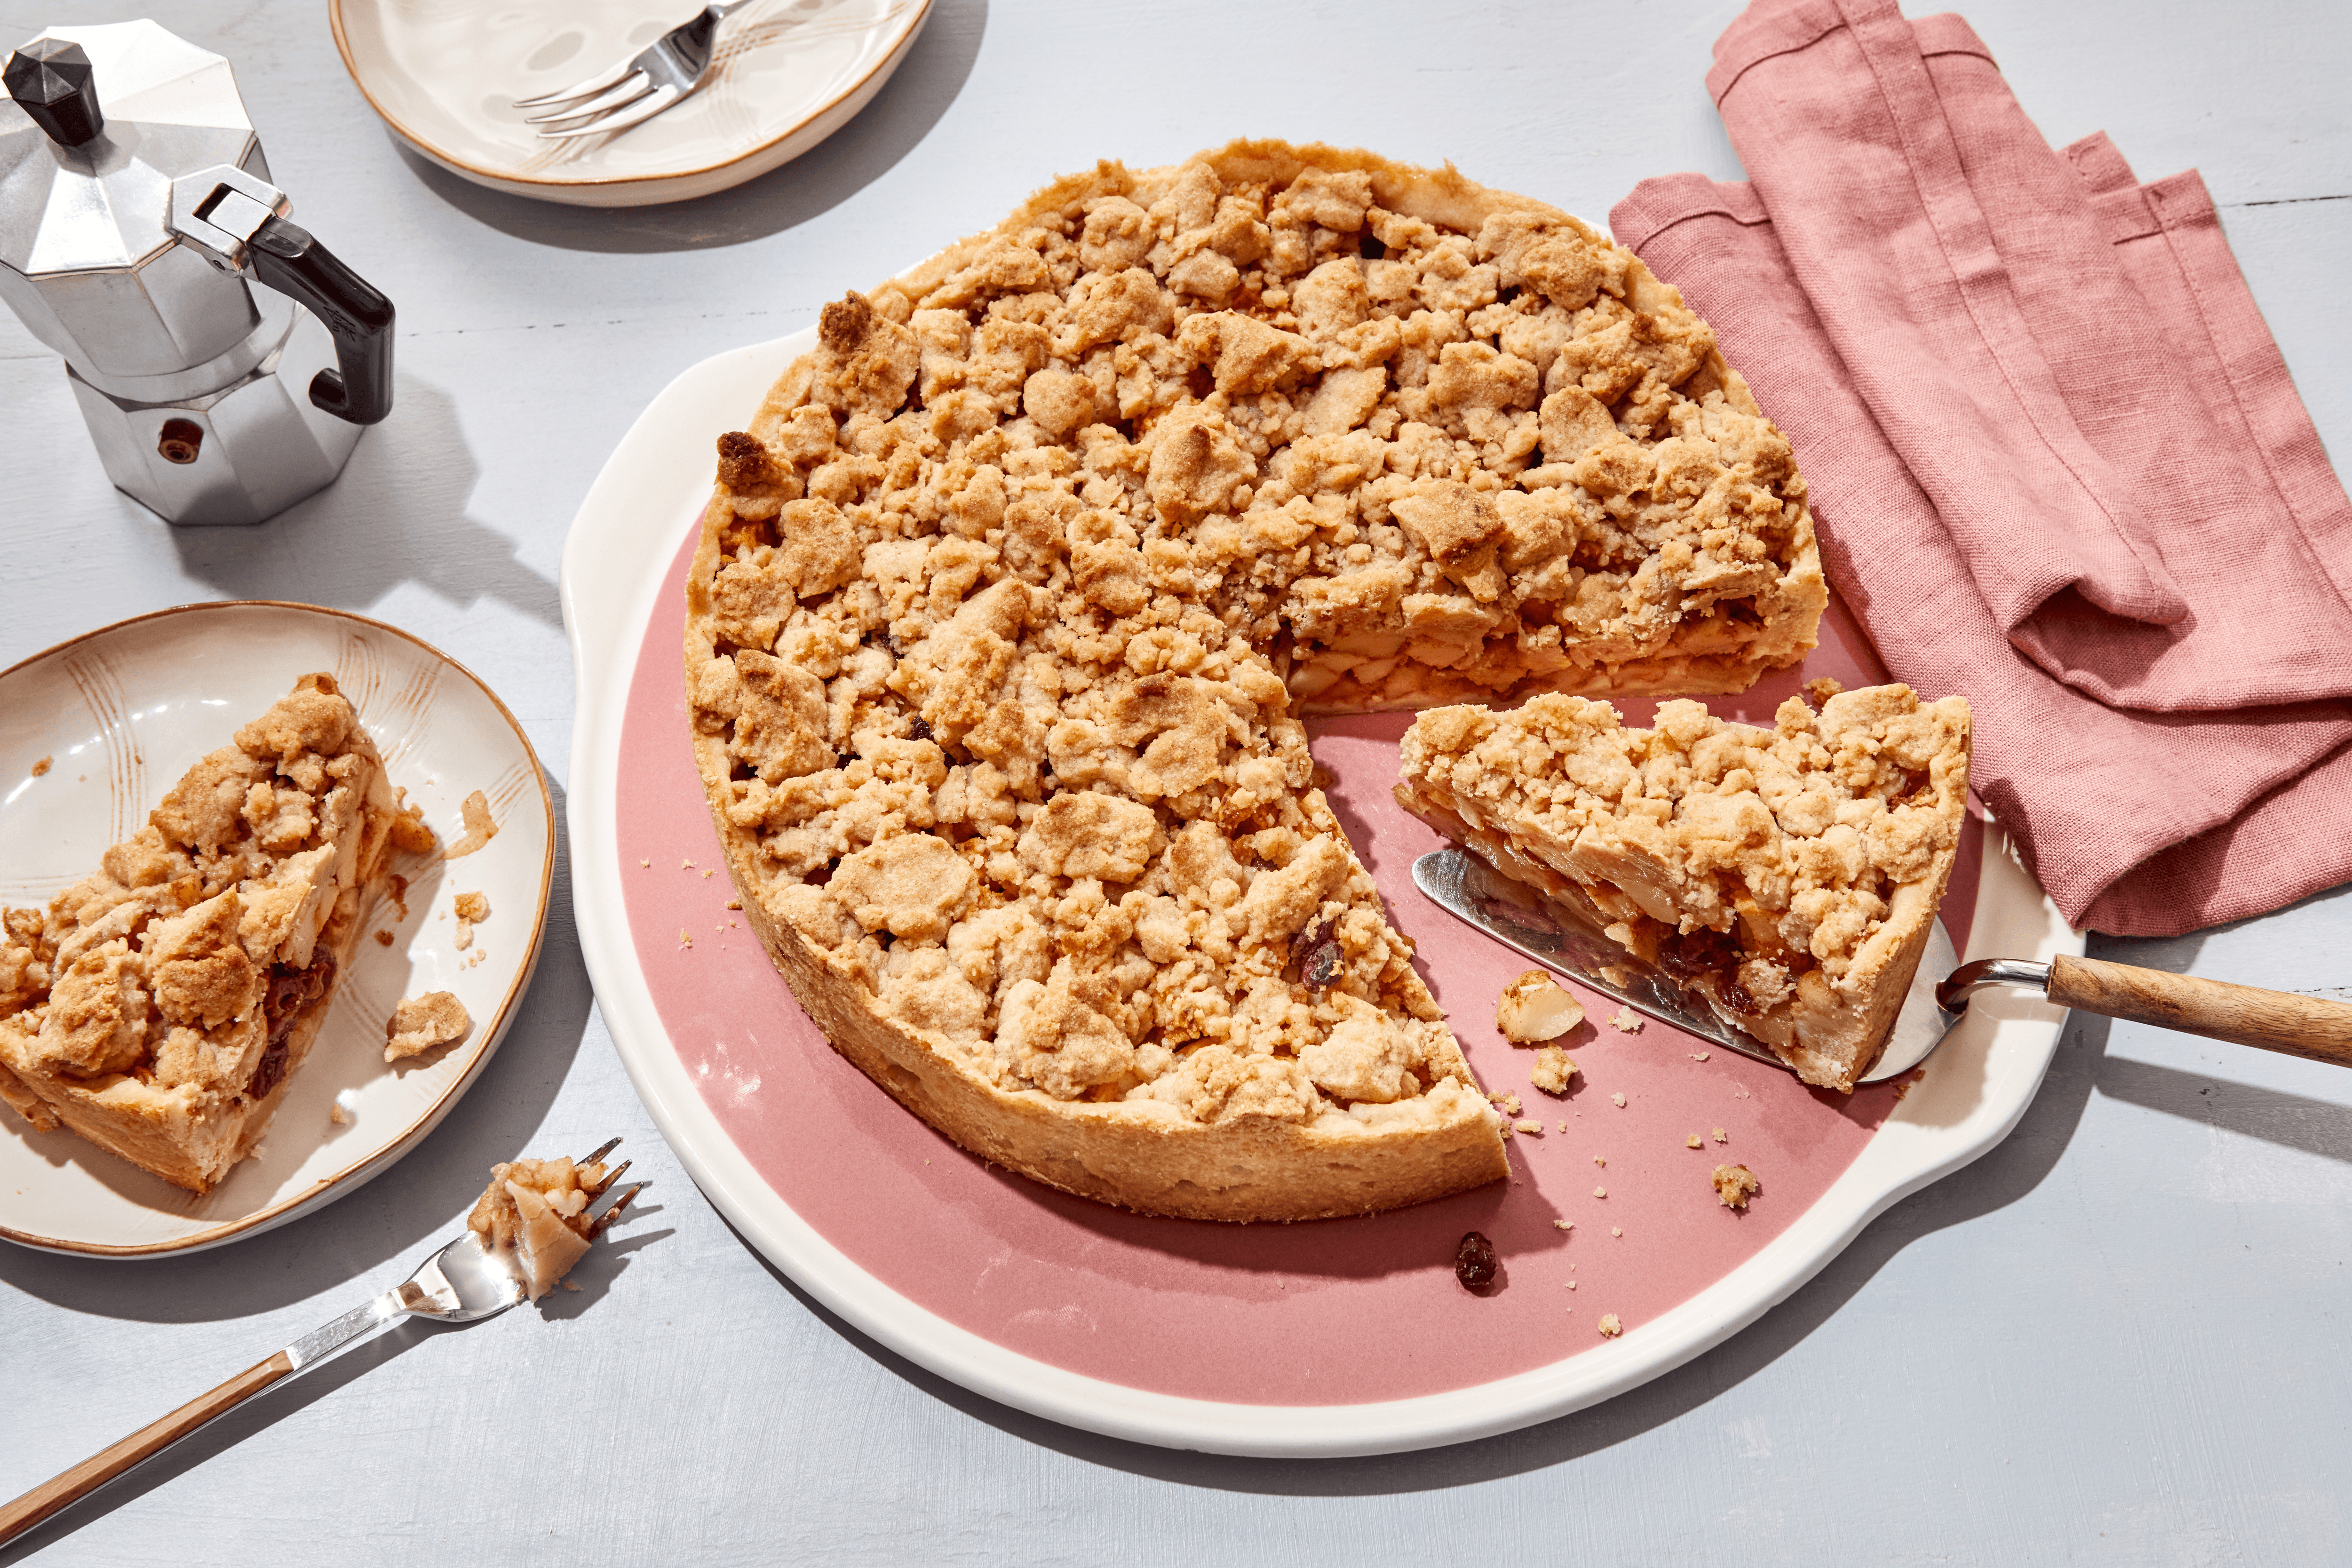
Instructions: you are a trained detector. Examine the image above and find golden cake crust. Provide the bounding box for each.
[1397,685,1971,1090]
[683,140,1827,1219]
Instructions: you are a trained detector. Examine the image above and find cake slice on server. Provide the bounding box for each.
[1396,684,1971,1090]
[0,675,408,1193]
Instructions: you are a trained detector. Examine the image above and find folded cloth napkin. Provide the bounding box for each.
[1610,0,2352,937]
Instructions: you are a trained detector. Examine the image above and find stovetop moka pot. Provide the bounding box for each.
[0,21,394,525]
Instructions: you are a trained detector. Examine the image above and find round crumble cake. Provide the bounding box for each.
[682,140,1826,1220]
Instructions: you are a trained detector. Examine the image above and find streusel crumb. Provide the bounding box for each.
[1598,1313,1621,1337]
[385,990,470,1063]
[1529,1043,1575,1095]
[1711,1162,1760,1209]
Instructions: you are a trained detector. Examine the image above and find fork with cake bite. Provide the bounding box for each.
[0,1141,642,1548]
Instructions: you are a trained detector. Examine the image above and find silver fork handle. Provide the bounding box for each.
[0,1282,427,1546]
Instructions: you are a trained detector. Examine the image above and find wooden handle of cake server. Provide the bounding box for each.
[0,1350,292,1546]
[2047,955,2352,1067]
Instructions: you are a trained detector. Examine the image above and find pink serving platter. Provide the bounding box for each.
[561,329,2078,1457]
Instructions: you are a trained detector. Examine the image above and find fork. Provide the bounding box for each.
[0,1141,642,1548]
[513,2,761,141]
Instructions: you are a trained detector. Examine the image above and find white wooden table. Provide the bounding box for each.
[4,1,2349,1561]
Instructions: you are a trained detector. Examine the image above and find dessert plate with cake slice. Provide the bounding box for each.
[0,603,554,1257]
[564,141,2079,1455]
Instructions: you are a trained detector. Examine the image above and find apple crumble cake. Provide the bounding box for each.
[1396,684,1971,1091]
[683,140,1826,1220]
[0,675,401,1192]
[468,1153,627,1300]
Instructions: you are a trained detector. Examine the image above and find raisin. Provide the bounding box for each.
[1301,939,1344,989]
[1358,232,1385,260]
[1455,1231,1498,1289]
[247,1041,290,1100]
[908,716,933,742]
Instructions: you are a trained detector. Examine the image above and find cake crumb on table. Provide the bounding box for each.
[1593,1155,1605,1167]
[1593,1186,1606,1198]
[1713,1127,1727,1143]
[1712,1163,1762,1209]
[1611,1092,1626,1108]
[1692,1051,1710,1062]
[1552,1219,1573,1232]
[1513,1119,1543,1136]
[1608,1008,1645,1034]
[1530,1044,1576,1096]
[1686,1133,1702,1148]
[1611,1226,1622,1237]
[1491,1092,1522,1115]
[640,858,651,867]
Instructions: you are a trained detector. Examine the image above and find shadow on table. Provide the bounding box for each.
[0,781,593,1322]
[724,1009,2148,1493]
[391,0,988,254]
[0,1316,433,1568]
[159,374,562,631]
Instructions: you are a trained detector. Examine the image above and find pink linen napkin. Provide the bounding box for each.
[1611,0,2352,936]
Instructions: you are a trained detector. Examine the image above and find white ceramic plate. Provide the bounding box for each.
[330,0,933,208]
[563,328,2085,1457]
[0,602,553,1258]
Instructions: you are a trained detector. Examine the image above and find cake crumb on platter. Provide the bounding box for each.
[1686,1133,1702,1148]
[1713,1127,1727,1143]
[328,1102,349,1127]
[1712,1163,1761,1209]
[1599,1314,1622,1337]
[1608,1008,1645,1034]
[29,756,51,777]
[1552,1219,1573,1232]
[1611,1092,1626,1108]
[374,930,394,947]
[1496,971,1584,1043]
[1530,1045,1576,1096]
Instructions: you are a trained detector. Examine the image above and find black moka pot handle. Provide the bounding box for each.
[246,215,396,426]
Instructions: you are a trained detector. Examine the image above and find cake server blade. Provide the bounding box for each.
[1409,848,1960,1086]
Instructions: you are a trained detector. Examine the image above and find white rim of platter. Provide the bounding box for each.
[330,0,934,209]
[0,602,555,1258]
[563,330,2086,1457]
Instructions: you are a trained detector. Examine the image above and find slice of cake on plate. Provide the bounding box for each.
[0,674,401,1192]
[1396,684,1971,1090]
[683,139,1828,1218]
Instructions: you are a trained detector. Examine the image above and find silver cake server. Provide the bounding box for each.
[1410,848,2352,1085]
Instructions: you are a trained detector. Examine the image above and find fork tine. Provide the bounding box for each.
[511,55,638,111]
[523,71,653,127]
[584,1158,632,1197]
[575,1136,623,1170]
[534,83,681,141]
[588,1182,645,1239]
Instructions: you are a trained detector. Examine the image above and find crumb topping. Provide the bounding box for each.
[689,144,1823,1144]
[1495,968,1583,1043]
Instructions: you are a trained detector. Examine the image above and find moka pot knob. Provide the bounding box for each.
[4,37,102,146]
